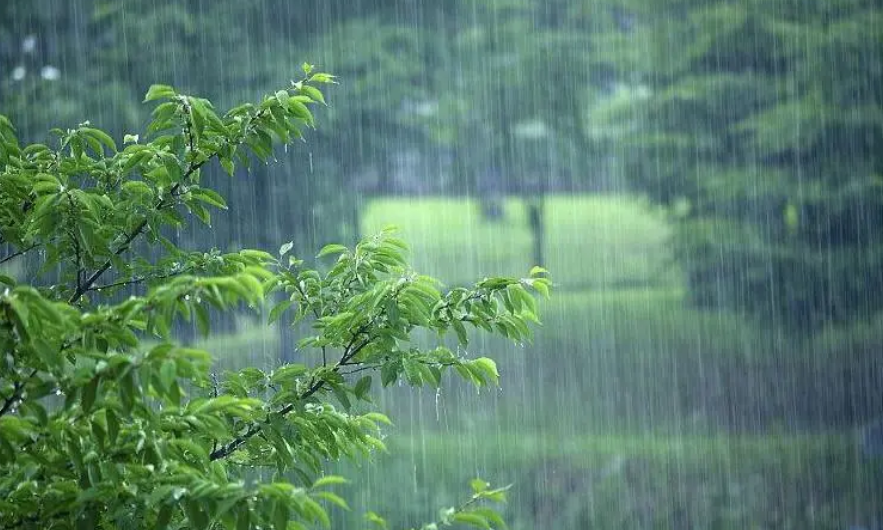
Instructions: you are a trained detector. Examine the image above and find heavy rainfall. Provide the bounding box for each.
[0,1,881,529]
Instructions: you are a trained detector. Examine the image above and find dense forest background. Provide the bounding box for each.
[2,0,882,528]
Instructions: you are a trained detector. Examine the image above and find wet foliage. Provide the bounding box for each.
[0,81,548,528]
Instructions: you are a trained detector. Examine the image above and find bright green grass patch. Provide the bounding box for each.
[540,287,770,361]
[361,194,680,288]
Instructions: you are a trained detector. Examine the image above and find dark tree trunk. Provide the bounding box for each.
[526,194,545,267]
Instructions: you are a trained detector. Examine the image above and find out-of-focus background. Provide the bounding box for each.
[2,1,882,527]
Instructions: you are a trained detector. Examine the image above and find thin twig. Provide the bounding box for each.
[209,375,327,461]
[87,270,179,292]
[64,191,83,294]
[338,364,379,376]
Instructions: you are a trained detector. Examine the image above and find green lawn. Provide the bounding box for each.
[361,194,680,288]
[206,193,689,364]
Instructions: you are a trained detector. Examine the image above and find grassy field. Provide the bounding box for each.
[360,194,680,288]
[326,432,879,530]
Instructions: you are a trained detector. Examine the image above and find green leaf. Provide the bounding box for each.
[302,496,331,527]
[279,241,294,257]
[353,376,372,399]
[452,319,469,345]
[270,364,308,385]
[106,409,120,444]
[300,85,326,106]
[316,244,348,259]
[314,491,350,510]
[479,485,511,503]
[184,500,209,529]
[531,279,550,298]
[236,507,250,530]
[272,502,289,530]
[529,266,549,277]
[380,362,399,387]
[365,511,388,529]
[82,127,117,153]
[155,504,174,530]
[189,202,211,226]
[220,157,235,176]
[269,300,293,324]
[331,384,351,411]
[81,376,99,414]
[308,73,337,84]
[194,303,210,336]
[313,475,350,488]
[470,508,507,529]
[452,512,491,529]
[160,360,177,394]
[144,84,177,102]
[362,412,392,426]
[190,187,228,209]
[470,479,489,494]
[275,90,290,110]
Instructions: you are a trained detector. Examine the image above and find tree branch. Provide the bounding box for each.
[69,101,273,305]
[209,376,327,461]
[210,319,377,461]
[87,270,181,292]
[63,189,85,294]
[0,244,37,265]
[0,369,38,418]
[68,181,182,305]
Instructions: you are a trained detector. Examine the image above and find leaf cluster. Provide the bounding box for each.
[0,68,548,529]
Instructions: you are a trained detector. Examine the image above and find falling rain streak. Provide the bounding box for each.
[1,0,881,528]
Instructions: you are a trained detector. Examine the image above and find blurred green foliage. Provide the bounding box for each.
[5,0,878,331]
[594,0,883,331]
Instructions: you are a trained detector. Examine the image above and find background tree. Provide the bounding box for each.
[595,0,883,331]
[421,0,624,267]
